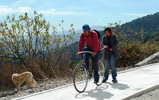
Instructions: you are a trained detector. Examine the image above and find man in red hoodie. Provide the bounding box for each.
[76,24,101,84]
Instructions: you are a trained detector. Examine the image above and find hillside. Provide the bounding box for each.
[144,32,159,43]
[121,12,159,35]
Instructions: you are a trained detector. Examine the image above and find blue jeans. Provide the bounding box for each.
[104,51,117,81]
[83,47,101,82]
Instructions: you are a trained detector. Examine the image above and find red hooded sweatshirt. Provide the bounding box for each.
[78,31,101,53]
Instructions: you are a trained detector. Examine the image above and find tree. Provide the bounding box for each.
[0,11,75,76]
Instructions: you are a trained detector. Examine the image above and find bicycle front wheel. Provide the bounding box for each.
[96,60,105,86]
[73,64,88,93]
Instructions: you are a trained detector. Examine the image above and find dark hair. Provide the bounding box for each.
[104,27,113,35]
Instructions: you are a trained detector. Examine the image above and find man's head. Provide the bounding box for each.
[82,24,90,35]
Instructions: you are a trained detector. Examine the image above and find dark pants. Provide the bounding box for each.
[83,47,101,82]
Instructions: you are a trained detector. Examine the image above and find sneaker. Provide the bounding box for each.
[112,79,118,83]
[102,80,107,83]
[94,81,98,84]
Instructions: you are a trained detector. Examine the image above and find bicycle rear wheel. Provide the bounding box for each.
[96,60,105,86]
[73,64,88,93]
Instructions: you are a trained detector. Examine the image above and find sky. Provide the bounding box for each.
[0,0,159,32]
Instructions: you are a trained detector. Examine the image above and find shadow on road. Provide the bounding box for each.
[75,84,114,100]
[106,82,129,90]
[75,82,129,100]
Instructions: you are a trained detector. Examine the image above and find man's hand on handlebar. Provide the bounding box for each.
[76,53,80,57]
[76,52,96,57]
[92,52,96,56]
[105,46,108,49]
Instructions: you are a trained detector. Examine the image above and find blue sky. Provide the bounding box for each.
[0,0,159,32]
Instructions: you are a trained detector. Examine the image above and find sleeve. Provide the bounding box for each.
[92,31,99,53]
[111,35,118,50]
[102,35,106,46]
[78,33,85,52]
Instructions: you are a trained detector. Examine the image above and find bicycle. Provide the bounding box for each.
[72,47,105,93]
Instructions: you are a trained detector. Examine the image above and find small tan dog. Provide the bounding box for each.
[12,71,37,89]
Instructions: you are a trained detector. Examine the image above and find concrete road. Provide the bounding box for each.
[12,62,159,100]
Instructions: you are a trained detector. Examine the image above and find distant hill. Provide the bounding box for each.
[121,12,159,35]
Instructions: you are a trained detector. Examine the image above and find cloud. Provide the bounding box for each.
[17,7,32,13]
[0,5,85,16]
[38,9,85,15]
[0,5,14,15]
[49,9,56,12]
[99,19,101,22]
[0,5,32,15]
[124,13,147,16]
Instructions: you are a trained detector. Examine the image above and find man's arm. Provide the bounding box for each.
[92,31,99,55]
[78,33,85,52]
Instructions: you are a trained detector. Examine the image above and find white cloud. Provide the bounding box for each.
[0,5,14,15]
[0,5,32,15]
[49,9,56,12]
[124,13,147,16]
[97,0,122,6]
[39,9,85,15]
[0,5,85,16]
[99,19,101,22]
[17,7,32,13]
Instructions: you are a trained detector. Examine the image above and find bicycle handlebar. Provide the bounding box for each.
[77,51,93,55]
[77,46,106,55]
